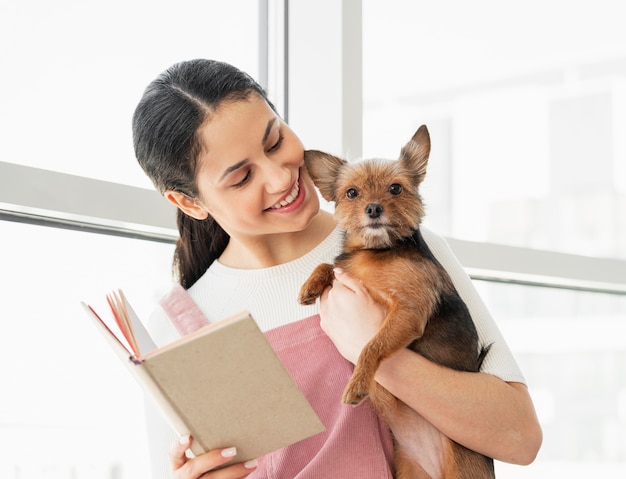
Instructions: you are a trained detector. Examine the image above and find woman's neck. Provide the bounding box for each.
[218,211,337,269]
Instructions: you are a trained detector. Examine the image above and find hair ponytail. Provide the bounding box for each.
[173,210,229,289]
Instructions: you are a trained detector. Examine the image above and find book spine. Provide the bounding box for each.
[130,361,205,454]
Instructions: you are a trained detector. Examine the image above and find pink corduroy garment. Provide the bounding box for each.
[160,285,395,478]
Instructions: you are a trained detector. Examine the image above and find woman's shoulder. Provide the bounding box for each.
[419,225,461,269]
[145,289,183,347]
[419,225,449,250]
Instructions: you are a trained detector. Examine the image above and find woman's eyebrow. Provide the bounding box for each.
[262,118,277,144]
[220,159,248,182]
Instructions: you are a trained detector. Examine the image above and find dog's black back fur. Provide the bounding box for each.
[406,229,491,373]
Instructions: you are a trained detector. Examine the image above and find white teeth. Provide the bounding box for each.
[271,181,300,209]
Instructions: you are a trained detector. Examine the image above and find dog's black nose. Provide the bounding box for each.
[365,203,383,218]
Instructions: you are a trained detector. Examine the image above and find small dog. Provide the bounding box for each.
[298,125,494,479]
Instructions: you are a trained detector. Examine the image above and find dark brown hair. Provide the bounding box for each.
[132,59,273,288]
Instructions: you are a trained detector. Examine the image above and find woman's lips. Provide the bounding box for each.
[269,177,301,210]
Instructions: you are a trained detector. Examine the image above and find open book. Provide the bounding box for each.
[81,290,325,464]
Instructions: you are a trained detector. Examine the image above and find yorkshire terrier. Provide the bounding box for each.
[298,125,494,479]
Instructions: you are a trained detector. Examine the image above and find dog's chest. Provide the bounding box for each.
[337,245,428,288]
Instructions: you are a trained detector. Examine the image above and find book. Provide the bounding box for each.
[81,290,325,464]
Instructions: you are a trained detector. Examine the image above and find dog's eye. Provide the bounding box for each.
[388,183,403,195]
[346,188,358,200]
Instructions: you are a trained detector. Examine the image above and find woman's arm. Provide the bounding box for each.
[319,269,542,465]
[377,348,541,465]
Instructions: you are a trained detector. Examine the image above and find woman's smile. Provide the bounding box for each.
[267,174,304,212]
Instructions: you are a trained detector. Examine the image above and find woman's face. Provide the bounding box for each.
[189,95,320,239]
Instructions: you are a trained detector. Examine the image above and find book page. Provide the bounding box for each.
[106,290,140,357]
[119,290,157,355]
[81,303,134,359]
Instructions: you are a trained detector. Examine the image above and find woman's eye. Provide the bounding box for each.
[388,183,403,195]
[268,134,284,152]
[346,188,358,199]
[233,170,252,188]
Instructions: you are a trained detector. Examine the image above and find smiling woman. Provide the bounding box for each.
[3,1,625,478]
[129,54,542,479]
[160,92,325,270]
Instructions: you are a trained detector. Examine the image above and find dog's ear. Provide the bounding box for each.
[304,150,347,202]
[399,124,430,186]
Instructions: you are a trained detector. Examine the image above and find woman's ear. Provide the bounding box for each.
[164,190,209,220]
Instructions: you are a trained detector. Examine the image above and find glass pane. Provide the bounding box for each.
[0,221,175,478]
[0,0,259,188]
[362,0,626,260]
[473,280,626,478]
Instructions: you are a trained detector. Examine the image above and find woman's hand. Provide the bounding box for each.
[319,268,386,363]
[170,435,258,479]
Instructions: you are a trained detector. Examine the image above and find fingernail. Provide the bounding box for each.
[333,267,343,275]
[178,435,190,446]
[244,459,259,469]
[221,447,237,458]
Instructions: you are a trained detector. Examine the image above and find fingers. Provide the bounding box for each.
[169,435,192,471]
[320,268,362,313]
[170,436,258,479]
[332,268,364,294]
[319,269,366,307]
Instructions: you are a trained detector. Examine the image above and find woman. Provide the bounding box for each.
[133,59,542,479]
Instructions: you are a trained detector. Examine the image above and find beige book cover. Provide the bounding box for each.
[81,292,325,464]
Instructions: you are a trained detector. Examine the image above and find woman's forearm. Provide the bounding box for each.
[375,348,543,465]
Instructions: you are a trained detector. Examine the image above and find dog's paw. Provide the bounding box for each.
[298,277,327,305]
[342,388,369,406]
[298,288,321,305]
[298,264,335,305]
[342,380,370,406]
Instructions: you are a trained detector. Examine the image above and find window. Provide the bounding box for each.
[362,0,626,260]
[475,281,626,477]
[0,221,174,477]
[357,1,626,475]
[0,0,260,188]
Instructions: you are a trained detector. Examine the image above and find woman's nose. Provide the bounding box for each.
[262,159,293,194]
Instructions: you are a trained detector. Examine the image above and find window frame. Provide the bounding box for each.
[2,160,624,296]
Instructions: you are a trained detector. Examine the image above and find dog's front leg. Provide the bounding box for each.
[342,304,427,405]
[298,263,335,305]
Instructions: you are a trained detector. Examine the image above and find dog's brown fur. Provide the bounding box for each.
[298,125,494,479]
